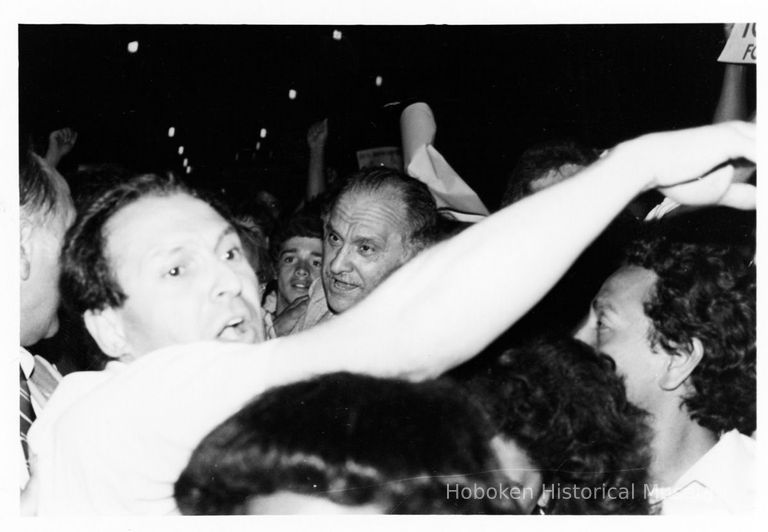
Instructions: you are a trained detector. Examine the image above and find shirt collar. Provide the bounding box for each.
[665,430,755,513]
[19,346,34,379]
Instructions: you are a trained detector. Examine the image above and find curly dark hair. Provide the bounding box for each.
[461,337,652,515]
[623,237,756,435]
[174,372,521,515]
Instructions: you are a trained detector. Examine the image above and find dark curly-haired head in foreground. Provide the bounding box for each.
[462,337,652,515]
[622,237,756,436]
[174,372,521,515]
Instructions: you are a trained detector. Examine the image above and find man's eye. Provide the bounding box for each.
[358,244,374,256]
[166,266,183,277]
[327,233,341,245]
[223,247,242,261]
[595,316,611,342]
[311,259,322,268]
[283,256,296,264]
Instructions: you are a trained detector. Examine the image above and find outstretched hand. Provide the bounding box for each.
[619,121,755,208]
[659,167,756,210]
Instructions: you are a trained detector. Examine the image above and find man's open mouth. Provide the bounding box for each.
[217,317,250,341]
[330,278,358,292]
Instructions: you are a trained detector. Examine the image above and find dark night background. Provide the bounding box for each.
[19,24,752,210]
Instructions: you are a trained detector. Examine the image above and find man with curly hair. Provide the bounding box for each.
[461,337,652,515]
[576,235,755,514]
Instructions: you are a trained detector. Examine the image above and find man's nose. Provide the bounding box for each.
[294,260,310,278]
[328,245,352,274]
[211,259,243,298]
[572,313,597,347]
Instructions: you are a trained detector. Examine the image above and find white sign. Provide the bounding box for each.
[718,23,756,64]
[356,146,403,171]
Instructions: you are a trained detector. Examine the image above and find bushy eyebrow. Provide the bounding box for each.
[348,237,376,248]
[325,221,387,247]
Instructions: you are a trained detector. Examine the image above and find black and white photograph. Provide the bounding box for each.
[3,0,760,527]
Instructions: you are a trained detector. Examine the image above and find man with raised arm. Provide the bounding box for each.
[28,122,755,514]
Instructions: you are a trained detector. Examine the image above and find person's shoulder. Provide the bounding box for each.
[28,367,117,447]
[52,367,116,404]
[718,429,756,454]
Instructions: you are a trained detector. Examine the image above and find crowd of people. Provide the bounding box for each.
[17,42,756,516]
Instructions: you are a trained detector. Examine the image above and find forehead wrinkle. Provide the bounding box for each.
[330,193,409,242]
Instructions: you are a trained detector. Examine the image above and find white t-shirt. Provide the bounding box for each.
[651,430,756,515]
[28,338,323,515]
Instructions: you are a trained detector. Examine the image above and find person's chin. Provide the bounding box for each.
[287,287,310,302]
[328,289,365,313]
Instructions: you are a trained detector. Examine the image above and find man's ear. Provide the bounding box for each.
[84,308,130,360]
[20,219,33,281]
[659,338,704,391]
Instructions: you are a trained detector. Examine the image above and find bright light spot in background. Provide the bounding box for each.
[168,126,175,138]
[178,146,184,155]
[256,141,261,151]
[375,76,383,87]
[127,41,139,53]
[333,30,342,41]
[182,158,189,167]
[186,166,192,174]
[288,89,297,100]
[260,128,267,139]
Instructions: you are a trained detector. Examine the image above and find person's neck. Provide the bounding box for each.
[648,402,718,488]
[276,294,290,315]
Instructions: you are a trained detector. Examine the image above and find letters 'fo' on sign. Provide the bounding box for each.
[718,23,756,64]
